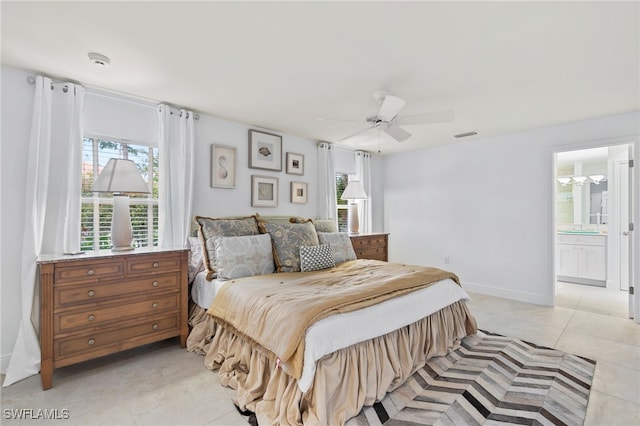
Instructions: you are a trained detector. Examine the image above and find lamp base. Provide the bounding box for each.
[347,203,360,234]
[111,194,134,252]
[111,245,135,252]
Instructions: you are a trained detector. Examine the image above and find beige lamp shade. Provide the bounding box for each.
[91,158,150,194]
[340,180,368,200]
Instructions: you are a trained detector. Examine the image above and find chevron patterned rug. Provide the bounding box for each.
[347,330,596,426]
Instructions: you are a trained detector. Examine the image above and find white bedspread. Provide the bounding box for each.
[191,271,469,393]
[191,272,226,309]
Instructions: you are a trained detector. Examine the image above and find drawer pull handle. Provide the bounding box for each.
[152,324,159,330]
[87,269,95,276]
[153,262,159,268]
[87,290,96,297]
[88,339,95,346]
[87,315,95,321]
[152,281,159,287]
[152,303,159,308]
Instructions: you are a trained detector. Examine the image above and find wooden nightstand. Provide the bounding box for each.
[350,233,389,262]
[38,247,188,390]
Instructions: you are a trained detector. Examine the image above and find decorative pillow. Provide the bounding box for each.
[194,215,260,279]
[186,236,205,283]
[300,244,335,272]
[290,217,338,233]
[317,232,357,264]
[258,221,319,272]
[214,234,275,280]
[313,219,338,233]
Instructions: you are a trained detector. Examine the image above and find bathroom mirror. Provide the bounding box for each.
[556,150,608,226]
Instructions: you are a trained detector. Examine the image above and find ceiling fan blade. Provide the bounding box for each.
[339,125,376,142]
[377,95,406,122]
[384,125,411,142]
[395,110,455,126]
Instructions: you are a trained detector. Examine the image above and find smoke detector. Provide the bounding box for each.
[88,52,110,67]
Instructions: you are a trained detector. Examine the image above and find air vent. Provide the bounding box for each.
[453,131,478,138]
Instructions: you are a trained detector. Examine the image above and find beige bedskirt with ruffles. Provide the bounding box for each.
[187,300,477,425]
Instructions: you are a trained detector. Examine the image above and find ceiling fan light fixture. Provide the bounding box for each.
[88,52,110,67]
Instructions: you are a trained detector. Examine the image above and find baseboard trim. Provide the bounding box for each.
[1,353,11,375]
[462,280,549,306]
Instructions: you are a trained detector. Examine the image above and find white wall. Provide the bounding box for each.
[383,112,639,306]
[191,114,319,219]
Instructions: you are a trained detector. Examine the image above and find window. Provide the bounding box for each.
[81,137,159,250]
[336,172,349,232]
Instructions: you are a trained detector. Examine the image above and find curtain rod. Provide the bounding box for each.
[26,75,199,120]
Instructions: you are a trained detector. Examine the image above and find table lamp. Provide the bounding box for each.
[340,180,368,234]
[91,158,150,251]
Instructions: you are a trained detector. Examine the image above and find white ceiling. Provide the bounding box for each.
[2,1,638,155]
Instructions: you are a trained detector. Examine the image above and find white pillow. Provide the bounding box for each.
[214,234,275,280]
[317,232,357,264]
[300,244,336,272]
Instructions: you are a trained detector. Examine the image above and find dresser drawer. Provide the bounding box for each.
[127,254,181,275]
[54,273,180,307]
[54,260,125,285]
[54,314,179,360]
[351,236,386,249]
[55,294,179,334]
[557,234,606,246]
[354,247,386,261]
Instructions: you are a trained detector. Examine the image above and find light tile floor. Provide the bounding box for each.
[2,291,639,425]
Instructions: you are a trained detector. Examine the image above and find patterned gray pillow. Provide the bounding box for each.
[317,232,357,264]
[313,219,338,233]
[290,217,338,233]
[300,244,335,272]
[194,215,259,279]
[259,221,319,272]
[186,236,204,283]
[214,234,275,280]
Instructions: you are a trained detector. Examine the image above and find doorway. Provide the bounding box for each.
[554,144,632,319]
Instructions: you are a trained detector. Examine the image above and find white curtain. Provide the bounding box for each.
[318,142,337,220]
[157,105,195,247]
[355,150,372,234]
[4,76,85,386]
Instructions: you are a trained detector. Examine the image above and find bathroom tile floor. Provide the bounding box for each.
[2,291,639,425]
[556,280,631,318]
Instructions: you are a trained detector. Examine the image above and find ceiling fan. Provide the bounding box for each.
[320,91,454,143]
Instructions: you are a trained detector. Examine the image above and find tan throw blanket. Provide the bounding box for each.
[207,259,460,379]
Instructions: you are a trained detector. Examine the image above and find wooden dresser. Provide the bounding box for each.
[38,247,188,390]
[350,233,389,262]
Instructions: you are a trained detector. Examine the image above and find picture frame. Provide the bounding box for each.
[290,181,308,204]
[286,152,304,175]
[210,144,236,188]
[249,129,282,171]
[251,175,279,207]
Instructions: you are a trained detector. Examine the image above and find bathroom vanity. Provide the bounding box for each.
[556,233,607,287]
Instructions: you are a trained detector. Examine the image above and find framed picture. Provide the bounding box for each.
[286,152,304,175]
[249,129,282,171]
[290,181,308,204]
[210,144,236,188]
[251,175,279,207]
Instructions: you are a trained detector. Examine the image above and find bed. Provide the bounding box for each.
[186,215,477,425]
